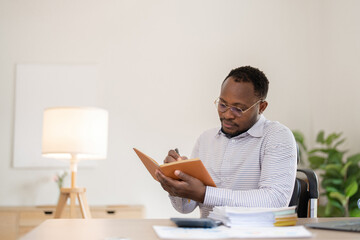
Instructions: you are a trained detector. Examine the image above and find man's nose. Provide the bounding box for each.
[222,108,236,119]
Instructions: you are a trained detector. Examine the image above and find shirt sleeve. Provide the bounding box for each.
[169,196,199,214]
[203,127,297,208]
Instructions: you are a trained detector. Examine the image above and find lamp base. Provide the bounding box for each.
[54,187,92,219]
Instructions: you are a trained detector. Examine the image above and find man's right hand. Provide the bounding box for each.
[164,149,188,164]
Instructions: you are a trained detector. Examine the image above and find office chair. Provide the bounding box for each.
[289,144,319,218]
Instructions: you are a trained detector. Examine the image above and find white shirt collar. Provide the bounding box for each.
[216,115,266,139]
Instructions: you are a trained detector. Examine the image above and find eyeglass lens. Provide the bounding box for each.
[216,101,243,116]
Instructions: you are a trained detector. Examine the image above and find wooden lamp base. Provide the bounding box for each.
[54,187,92,219]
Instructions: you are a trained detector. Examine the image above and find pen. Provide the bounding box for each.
[175,148,191,204]
[175,148,180,157]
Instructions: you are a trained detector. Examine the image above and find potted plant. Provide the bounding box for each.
[293,130,360,217]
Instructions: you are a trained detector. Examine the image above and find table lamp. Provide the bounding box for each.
[42,107,108,218]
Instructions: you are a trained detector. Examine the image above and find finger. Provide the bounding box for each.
[161,173,179,187]
[168,150,182,160]
[163,150,180,163]
[156,169,178,186]
[156,170,173,192]
[164,155,177,163]
[156,171,182,196]
[155,169,162,181]
[174,170,192,183]
[159,181,174,195]
[174,170,206,202]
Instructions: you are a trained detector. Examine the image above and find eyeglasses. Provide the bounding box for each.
[214,98,262,117]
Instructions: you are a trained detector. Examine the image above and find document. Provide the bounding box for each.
[153,225,312,239]
[133,148,216,187]
[208,206,298,227]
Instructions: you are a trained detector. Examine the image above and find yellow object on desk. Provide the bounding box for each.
[274,213,298,226]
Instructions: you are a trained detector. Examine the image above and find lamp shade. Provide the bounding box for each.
[42,107,108,160]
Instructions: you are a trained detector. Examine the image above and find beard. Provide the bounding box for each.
[220,118,243,138]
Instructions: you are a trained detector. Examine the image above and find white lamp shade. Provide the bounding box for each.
[42,107,108,160]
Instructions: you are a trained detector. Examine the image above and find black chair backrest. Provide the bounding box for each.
[290,177,310,217]
[289,178,300,208]
[289,144,319,218]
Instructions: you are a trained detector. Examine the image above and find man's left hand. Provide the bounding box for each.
[155,169,206,203]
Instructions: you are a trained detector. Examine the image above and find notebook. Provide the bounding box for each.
[133,148,216,187]
[306,219,360,232]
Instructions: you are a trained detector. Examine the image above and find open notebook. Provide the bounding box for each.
[133,148,216,187]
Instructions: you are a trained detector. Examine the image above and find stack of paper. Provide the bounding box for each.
[208,206,297,227]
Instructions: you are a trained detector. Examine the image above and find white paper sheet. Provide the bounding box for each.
[153,225,312,239]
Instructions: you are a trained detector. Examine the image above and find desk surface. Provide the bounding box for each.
[20,218,360,240]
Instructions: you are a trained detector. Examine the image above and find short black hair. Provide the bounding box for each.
[223,66,269,100]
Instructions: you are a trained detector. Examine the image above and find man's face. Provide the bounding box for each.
[218,77,267,137]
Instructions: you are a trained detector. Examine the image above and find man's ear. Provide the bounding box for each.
[259,101,268,114]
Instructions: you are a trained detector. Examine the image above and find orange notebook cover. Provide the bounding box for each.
[133,148,216,187]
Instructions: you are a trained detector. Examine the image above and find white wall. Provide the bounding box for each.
[1,0,359,218]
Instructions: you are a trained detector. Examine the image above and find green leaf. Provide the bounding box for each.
[340,161,353,177]
[324,201,332,216]
[333,138,346,149]
[345,175,357,187]
[322,169,342,179]
[349,209,360,217]
[329,192,347,206]
[325,132,342,146]
[308,148,329,155]
[323,164,343,178]
[316,131,325,144]
[345,181,358,198]
[328,151,344,164]
[292,130,306,149]
[292,130,303,141]
[308,148,345,158]
[324,200,344,217]
[350,193,360,209]
[322,178,343,186]
[325,186,341,193]
[325,164,342,172]
[308,156,325,169]
[347,165,360,179]
[347,153,360,164]
[317,205,326,217]
[329,199,344,211]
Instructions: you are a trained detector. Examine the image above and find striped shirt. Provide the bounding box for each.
[169,115,297,218]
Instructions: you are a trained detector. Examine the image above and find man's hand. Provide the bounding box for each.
[155,169,206,203]
[164,149,188,163]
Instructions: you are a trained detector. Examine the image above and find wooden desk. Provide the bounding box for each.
[0,205,144,240]
[20,218,360,240]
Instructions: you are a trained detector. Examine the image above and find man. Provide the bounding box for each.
[155,66,297,218]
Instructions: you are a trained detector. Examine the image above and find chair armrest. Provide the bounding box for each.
[297,168,319,199]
